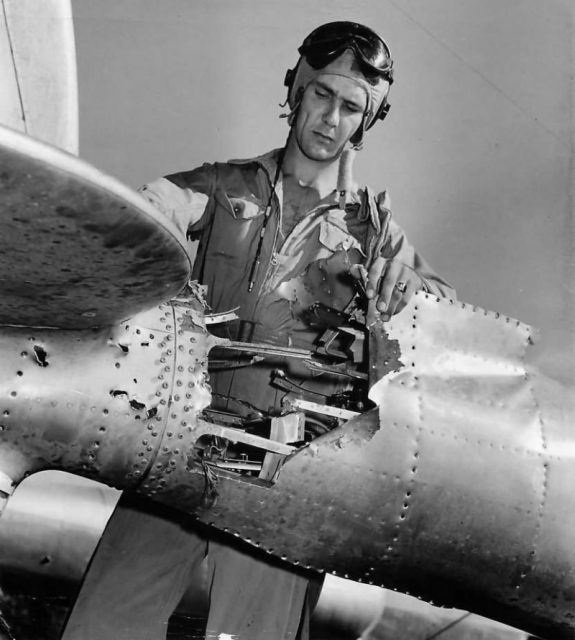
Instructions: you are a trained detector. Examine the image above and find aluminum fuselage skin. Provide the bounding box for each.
[0,293,573,639]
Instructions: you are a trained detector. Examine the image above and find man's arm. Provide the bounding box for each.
[138,164,215,240]
[362,190,456,320]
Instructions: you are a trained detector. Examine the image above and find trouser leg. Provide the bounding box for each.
[205,539,315,640]
[60,492,207,640]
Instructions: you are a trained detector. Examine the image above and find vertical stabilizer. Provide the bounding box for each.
[0,0,78,153]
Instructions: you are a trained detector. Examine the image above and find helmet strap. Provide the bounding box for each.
[337,147,357,209]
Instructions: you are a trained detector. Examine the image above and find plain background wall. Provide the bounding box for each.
[71,0,574,383]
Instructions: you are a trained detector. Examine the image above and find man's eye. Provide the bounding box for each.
[344,103,361,113]
[315,89,329,98]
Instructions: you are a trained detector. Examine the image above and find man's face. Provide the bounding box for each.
[293,74,368,162]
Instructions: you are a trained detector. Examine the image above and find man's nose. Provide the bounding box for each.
[322,102,340,127]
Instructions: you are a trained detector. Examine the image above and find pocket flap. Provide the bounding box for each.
[215,190,265,220]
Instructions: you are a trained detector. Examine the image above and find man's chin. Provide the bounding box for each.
[302,144,342,163]
[294,133,345,163]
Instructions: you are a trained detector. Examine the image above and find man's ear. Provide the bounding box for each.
[286,87,304,127]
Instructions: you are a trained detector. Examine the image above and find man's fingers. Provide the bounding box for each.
[386,276,419,316]
[375,259,402,312]
[364,257,423,319]
[365,256,387,300]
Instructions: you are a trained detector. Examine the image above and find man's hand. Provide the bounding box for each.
[351,187,424,321]
[364,256,424,320]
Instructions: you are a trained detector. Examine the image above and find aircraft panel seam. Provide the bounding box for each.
[515,369,549,594]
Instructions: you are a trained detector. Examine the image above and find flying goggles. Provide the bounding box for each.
[298,21,394,85]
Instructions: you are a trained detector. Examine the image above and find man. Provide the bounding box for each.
[61,21,454,640]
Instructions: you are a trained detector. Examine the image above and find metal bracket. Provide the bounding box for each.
[195,419,295,456]
[284,398,360,421]
[0,471,15,496]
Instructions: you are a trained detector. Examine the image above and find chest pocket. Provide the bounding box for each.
[318,217,362,254]
[227,196,264,220]
[205,192,267,261]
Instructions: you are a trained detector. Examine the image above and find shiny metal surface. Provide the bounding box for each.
[0,472,526,639]
[0,297,212,489]
[0,125,190,329]
[0,472,119,583]
[0,281,572,637]
[138,293,572,639]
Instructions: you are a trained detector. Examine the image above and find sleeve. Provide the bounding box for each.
[137,163,216,240]
[384,217,457,300]
[365,189,456,300]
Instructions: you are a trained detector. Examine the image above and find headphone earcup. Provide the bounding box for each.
[365,98,390,130]
[284,68,295,89]
[377,101,391,123]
